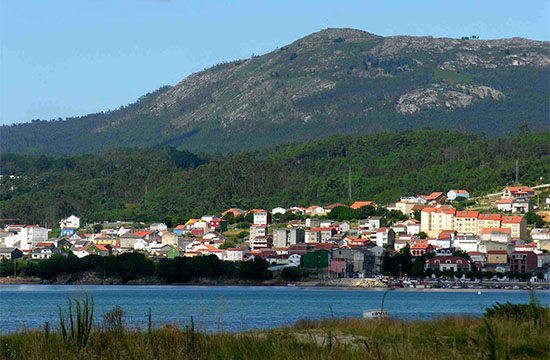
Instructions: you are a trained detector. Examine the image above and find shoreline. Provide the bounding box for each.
[1,277,548,291]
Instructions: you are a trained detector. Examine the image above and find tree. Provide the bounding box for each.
[93,223,103,233]
[281,267,307,282]
[452,250,471,260]
[418,232,428,239]
[524,212,544,228]
[240,258,272,280]
[219,241,236,249]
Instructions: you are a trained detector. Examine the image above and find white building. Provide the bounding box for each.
[531,228,550,243]
[368,217,383,231]
[16,226,50,251]
[446,190,470,201]
[272,207,287,215]
[150,223,168,231]
[224,248,249,261]
[253,211,271,226]
[453,233,480,253]
[288,254,302,267]
[60,215,80,229]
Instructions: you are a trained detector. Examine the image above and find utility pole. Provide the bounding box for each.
[348,166,352,201]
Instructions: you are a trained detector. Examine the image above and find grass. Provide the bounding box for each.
[1,297,548,360]
[434,69,475,83]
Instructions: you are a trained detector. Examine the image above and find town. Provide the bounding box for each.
[1,185,549,286]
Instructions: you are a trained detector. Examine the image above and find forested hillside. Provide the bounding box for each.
[1,130,548,226]
[1,28,548,155]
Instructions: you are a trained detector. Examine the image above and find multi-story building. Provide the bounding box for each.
[18,226,50,251]
[374,228,395,248]
[510,251,538,273]
[453,233,480,253]
[253,211,272,226]
[420,207,456,238]
[454,211,478,234]
[477,213,502,235]
[501,215,527,240]
[249,225,268,241]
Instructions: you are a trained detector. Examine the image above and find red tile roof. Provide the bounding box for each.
[324,203,348,209]
[501,216,523,224]
[133,231,154,236]
[455,211,479,218]
[478,213,502,221]
[423,192,445,201]
[411,242,432,249]
[497,199,513,204]
[480,228,511,234]
[350,201,376,209]
[506,186,534,193]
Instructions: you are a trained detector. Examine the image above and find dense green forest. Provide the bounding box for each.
[1,29,548,155]
[0,130,548,226]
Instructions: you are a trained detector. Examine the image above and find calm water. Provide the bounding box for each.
[1,285,548,333]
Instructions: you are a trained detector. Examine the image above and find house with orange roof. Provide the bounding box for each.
[304,205,326,216]
[288,206,306,215]
[497,198,513,212]
[323,203,348,214]
[173,224,187,235]
[446,190,470,201]
[501,215,527,240]
[502,186,535,199]
[411,242,434,257]
[94,234,117,247]
[350,201,376,210]
[88,244,111,257]
[422,192,446,203]
[221,208,245,218]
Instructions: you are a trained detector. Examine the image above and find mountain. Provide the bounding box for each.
[1,130,548,225]
[1,28,549,155]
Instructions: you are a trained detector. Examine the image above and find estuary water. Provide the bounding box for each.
[0,285,548,333]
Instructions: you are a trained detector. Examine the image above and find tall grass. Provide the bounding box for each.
[57,296,94,350]
[0,294,548,360]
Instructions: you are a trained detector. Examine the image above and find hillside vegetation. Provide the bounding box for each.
[1,130,548,226]
[1,28,548,155]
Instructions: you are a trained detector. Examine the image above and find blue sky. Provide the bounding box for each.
[1,0,548,126]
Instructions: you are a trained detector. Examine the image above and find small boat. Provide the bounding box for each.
[363,310,389,319]
[477,290,482,295]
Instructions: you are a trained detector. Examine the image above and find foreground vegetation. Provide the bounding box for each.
[1,130,548,226]
[1,294,548,360]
